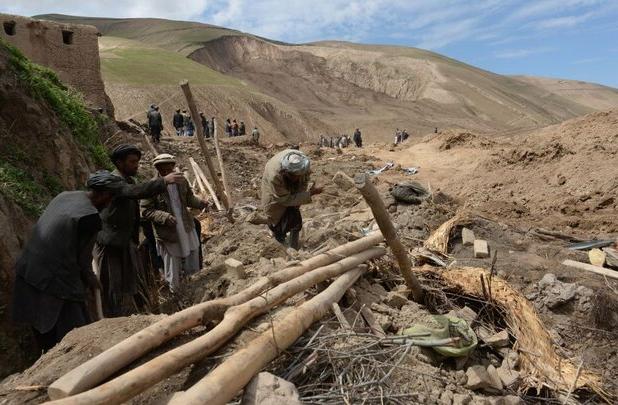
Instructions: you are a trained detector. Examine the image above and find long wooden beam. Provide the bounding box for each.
[354,173,423,302]
[46,248,385,404]
[179,80,229,209]
[172,266,367,405]
[47,232,384,400]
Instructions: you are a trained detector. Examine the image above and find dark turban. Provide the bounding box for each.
[110,144,142,165]
[86,170,123,193]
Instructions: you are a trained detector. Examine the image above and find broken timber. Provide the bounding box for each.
[180,80,229,209]
[188,157,222,211]
[46,248,384,404]
[562,259,618,280]
[47,232,384,400]
[354,173,423,302]
[170,266,367,405]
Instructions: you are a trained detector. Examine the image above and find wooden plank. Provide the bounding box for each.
[360,306,387,338]
[562,259,618,280]
[354,173,423,302]
[180,81,229,210]
[330,302,352,331]
[189,157,222,211]
[212,120,234,207]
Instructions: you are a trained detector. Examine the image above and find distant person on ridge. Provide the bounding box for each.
[239,121,246,136]
[173,109,184,136]
[232,119,239,136]
[252,126,260,145]
[225,119,232,137]
[185,117,195,136]
[353,128,363,147]
[148,106,163,144]
[261,149,323,250]
[200,112,210,138]
[11,171,122,351]
[182,110,190,136]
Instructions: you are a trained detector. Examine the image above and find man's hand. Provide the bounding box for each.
[163,173,184,184]
[310,183,324,196]
[166,215,177,226]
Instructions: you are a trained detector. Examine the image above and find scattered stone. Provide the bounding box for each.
[439,390,454,405]
[483,330,510,347]
[497,365,520,387]
[486,364,504,392]
[488,395,524,405]
[603,247,618,267]
[225,258,246,279]
[385,291,409,309]
[536,273,578,309]
[332,171,354,191]
[588,248,606,267]
[393,284,410,297]
[241,372,302,405]
[462,227,475,246]
[453,393,473,405]
[447,306,478,325]
[474,239,490,258]
[499,349,520,368]
[465,365,492,390]
[372,312,392,332]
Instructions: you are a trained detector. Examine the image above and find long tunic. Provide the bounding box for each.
[260,149,311,226]
[12,191,101,334]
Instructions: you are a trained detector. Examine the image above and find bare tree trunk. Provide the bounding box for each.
[354,173,423,302]
[189,157,222,210]
[47,233,383,400]
[179,80,229,209]
[47,248,384,405]
[212,119,234,207]
[171,267,367,405]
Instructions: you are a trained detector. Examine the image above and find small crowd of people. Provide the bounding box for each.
[11,138,322,354]
[394,128,410,145]
[148,105,261,145]
[319,128,363,149]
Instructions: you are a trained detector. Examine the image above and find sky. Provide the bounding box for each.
[2,0,618,87]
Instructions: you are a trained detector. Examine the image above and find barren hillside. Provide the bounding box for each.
[38,15,618,143]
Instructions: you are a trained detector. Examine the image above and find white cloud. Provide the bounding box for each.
[0,0,616,51]
[534,12,594,29]
[0,0,211,21]
[495,47,552,59]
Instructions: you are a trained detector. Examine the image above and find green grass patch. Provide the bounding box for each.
[2,40,111,169]
[0,161,50,217]
[99,37,241,86]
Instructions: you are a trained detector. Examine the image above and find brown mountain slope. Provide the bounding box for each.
[38,15,618,142]
[512,75,618,111]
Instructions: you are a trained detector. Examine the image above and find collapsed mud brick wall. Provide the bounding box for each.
[0,13,114,116]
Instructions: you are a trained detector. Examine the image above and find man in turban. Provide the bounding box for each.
[12,171,122,351]
[261,149,322,249]
[93,144,184,316]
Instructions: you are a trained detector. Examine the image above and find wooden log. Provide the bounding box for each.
[47,233,384,400]
[46,249,384,404]
[562,259,618,280]
[179,81,229,209]
[354,173,424,302]
[331,302,352,331]
[189,157,222,211]
[212,119,234,207]
[170,266,366,405]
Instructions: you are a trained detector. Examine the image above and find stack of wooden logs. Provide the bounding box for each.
[45,233,388,404]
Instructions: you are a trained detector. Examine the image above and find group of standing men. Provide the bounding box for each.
[12,140,320,354]
[319,128,363,149]
[11,144,209,351]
